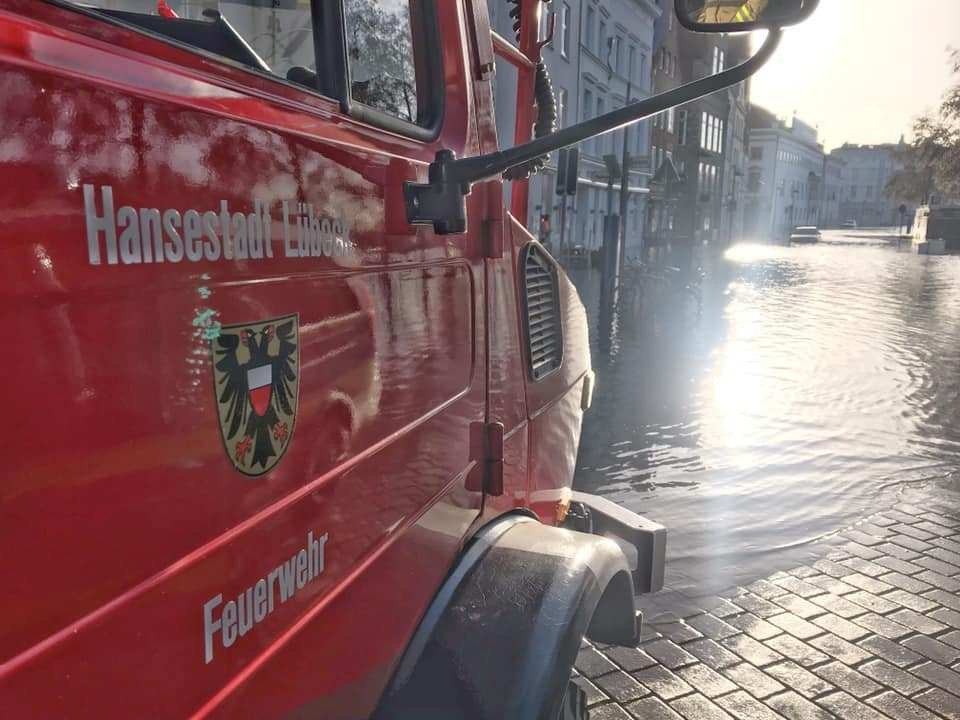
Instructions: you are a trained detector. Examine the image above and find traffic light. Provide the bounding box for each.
[555,148,579,196]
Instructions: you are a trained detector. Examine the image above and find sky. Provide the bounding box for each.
[748,0,960,151]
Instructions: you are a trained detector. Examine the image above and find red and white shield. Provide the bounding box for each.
[247,364,273,416]
[211,314,299,476]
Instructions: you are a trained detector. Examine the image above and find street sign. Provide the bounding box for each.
[603,154,621,180]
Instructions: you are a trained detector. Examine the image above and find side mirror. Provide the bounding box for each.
[676,0,819,32]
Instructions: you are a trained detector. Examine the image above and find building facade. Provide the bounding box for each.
[830,141,909,227]
[719,35,750,244]
[645,0,682,250]
[488,0,659,257]
[744,106,826,238]
[821,153,845,227]
[667,31,749,247]
[574,0,660,259]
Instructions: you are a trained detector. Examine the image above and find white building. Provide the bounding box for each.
[744,107,825,238]
[830,142,908,227]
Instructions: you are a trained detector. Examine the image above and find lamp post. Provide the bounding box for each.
[791,187,799,231]
[597,38,626,335]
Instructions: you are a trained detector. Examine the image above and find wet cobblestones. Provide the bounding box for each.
[574,496,960,718]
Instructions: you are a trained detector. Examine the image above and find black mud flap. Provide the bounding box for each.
[564,491,667,595]
[373,515,639,720]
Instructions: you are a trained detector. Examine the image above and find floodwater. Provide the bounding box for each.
[571,229,960,597]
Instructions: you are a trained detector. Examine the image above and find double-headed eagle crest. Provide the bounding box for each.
[211,314,299,475]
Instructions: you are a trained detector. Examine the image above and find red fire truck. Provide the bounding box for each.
[0,0,815,717]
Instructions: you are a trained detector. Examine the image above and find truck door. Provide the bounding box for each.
[468,0,593,523]
[0,1,486,717]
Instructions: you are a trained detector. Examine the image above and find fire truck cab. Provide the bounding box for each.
[0,0,815,716]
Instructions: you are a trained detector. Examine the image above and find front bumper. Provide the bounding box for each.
[564,491,666,595]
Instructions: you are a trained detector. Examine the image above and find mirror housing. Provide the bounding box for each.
[676,0,819,33]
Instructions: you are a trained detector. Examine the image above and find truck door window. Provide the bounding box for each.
[62,1,319,89]
[342,0,421,124]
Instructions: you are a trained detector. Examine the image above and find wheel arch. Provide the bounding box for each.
[373,513,639,720]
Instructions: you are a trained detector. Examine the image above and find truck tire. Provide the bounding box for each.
[558,678,589,720]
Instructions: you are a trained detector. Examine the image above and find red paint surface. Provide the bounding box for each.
[0,1,591,716]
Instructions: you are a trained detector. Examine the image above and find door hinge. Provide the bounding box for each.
[482,180,504,259]
[468,421,504,496]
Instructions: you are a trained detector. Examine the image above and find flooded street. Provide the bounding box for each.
[571,230,960,597]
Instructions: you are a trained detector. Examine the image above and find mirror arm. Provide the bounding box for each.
[405,29,782,235]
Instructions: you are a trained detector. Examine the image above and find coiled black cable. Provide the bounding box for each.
[502,0,557,181]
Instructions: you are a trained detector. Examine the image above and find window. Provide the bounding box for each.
[73,0,318,83]
[557,87,568,129]
[560,2,571,58]
[666,107,674,134]
[628,45,636,81]
[71,0,437,130]
[598,21,606,59]
[585,6,595,53]
[345,0,422,123]
[750,146,763,161]
[712,46,725,74]
[540,6,552,46]
[615,35,623,72]
[698,112,724,153]
[583,89,593,122]
[678,111,688,145]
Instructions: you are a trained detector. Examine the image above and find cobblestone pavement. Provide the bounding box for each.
[575,494,960,719]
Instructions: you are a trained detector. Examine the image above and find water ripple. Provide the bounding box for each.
[573,232,960,594]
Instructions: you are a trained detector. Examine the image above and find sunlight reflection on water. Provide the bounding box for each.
[572,231,960,594]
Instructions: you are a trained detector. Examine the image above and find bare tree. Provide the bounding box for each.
[887,48,960,204]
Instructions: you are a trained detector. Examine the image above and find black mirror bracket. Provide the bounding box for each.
[406,29,783,235]
[404,149,469,235]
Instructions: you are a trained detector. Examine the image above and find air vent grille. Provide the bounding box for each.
[522,244,563,381]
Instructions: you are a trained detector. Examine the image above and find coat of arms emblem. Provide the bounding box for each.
[211,314,299,475]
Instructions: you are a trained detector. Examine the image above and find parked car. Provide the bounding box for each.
[790,226,822,243]
[569,243,590,267]
[842,219,858,228]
